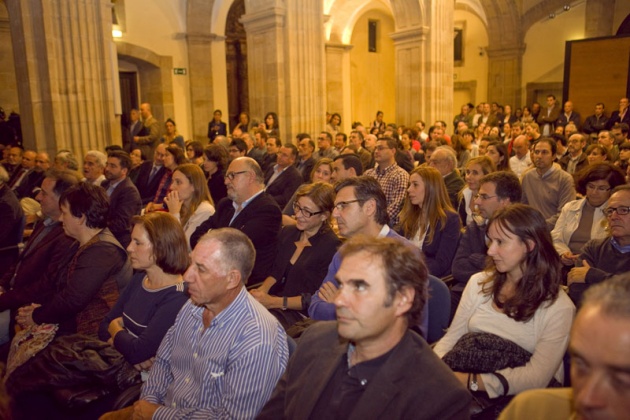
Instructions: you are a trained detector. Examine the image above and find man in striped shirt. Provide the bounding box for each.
[106,228,289,419]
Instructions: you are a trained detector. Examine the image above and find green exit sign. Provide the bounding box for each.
[173,68,187,75]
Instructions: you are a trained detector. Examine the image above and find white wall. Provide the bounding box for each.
[117,0,192,140]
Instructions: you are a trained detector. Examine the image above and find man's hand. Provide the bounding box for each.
[318,282,339,303]
[568,260,591,285]
[16,303,41,328]
[132,400,161,419]
[560,251,580,266]
[134,357,156,372]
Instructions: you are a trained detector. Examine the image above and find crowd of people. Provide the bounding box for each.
[0,97,629,418]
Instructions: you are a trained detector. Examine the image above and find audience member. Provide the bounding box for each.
[348,130,372,170]
[556,101,581,129]
[457,156,496,225]
[537,94,561,136]
[163,163,215,250]
[428,146,465,209]
[295,136,316,183]
[559,132,588,174]
[103,228,288,419]
[585,143,610,165]
[133,143,166,205]
[128,148,145,184]
[435,204,575,402]
[134,103,161,160]
[102,150,142,248]
[282,158,333,223]
[145,144,187,213]
[485,141,511,172]
[190,157,281,285]
[98,212,189,366]
[364,137,410,227]
[399,166,461,277]
[521,138,576,230]
[597,130,619,162]
[606,97,629,129]
[331,154,363,183]
[451,172,522,316]
[568,185,630,302]
[82,150,106,186]
[251,182,341,329]
[582,102,608,137]
[162,118,184,150]
[499,274,630,419]
[207,109,227,142]
[0,166,23,283]
[202,144,228,203]
[264,143,302,209]
[552,163,626,270]
[185,140,204,166]
[314,131,339,161]
[16,183,131,336]
[261,135,279,174]
[259,236,470,419]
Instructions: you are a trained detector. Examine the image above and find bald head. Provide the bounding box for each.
[513,135,529,158]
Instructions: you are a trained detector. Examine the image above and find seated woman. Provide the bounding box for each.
[434,204,575,399]
[16,183,131,336]
[251,182,340,329]
[162,118,185,151]
[457,156,495,225]
[98,212,189,367]
[145,144,187,213]
[486,141,512,172]
[164,164,215,249]
[586,144,610,165]
[128,148,145,184]
[399,166,461,277]
[552,163,626,268]
[202,144,228,203]
[282,158,333,226]
[185,141,204,166]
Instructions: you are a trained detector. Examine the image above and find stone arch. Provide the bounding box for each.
[327,0,393,44]
[115,42,174,123]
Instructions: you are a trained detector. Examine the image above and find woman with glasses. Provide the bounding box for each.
[282,158,334,226]
[399,166,461,277]
[552,163,626,269]
[250,182,340,330]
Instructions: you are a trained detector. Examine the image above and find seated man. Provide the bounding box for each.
[568,185,630,303]
[428,146,465,209]
[499,273,630,420]
[190,157,281,285]
[103,228,289,419]
[264,143,303,209]
[450,172,521,316]
[258,236,471,419]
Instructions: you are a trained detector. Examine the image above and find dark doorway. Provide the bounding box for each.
[119,71,139,124]
[225,0,248,132]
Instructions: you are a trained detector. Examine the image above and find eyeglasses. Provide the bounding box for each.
[586,183,611,192]
[603,206,630,217]
[334,199,361,211]
[474,194,497,201]
[292,202,323,218]
[225,170,249,180]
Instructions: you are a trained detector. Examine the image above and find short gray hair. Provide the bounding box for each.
[85,150,107,167]
[582,274,630,318]
[198,228,255,283]
[434,146,457,169]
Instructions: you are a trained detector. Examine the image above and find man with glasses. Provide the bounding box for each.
[190,157,281,285]
[521,137,576,230]
[308,177,427,336]
[314,131,339,161]
[567,185,630,303]
[559,133,588,175]
[450,172,522,317]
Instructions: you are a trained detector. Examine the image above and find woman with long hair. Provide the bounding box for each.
[251,182,340,329]
[326,113,341,138]
[434,204,575,400]
[145,144,187,213]
[99,212,189,366]
[399,166,461,277]
[202,144,229,203]
[486,141,512,172]
[457,156,496,225]
[263,112,279,136]
[164,164,215,249]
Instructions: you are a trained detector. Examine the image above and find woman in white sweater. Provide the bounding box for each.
[164,163,215,250]
[552,163,626,266]
[434,204,575,399]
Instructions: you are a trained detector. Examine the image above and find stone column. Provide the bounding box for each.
[325,42,352,134]
[391,0,454,126]
[486,45,526,109]
[242,0,325,143]
[584,0,615,38]
[6,0,117,155]
[187,32,222,142]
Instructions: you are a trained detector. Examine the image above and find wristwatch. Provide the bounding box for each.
[469,373,479,392]
[282,296,288,311]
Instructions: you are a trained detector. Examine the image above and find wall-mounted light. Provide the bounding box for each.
[112,29,122,38]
